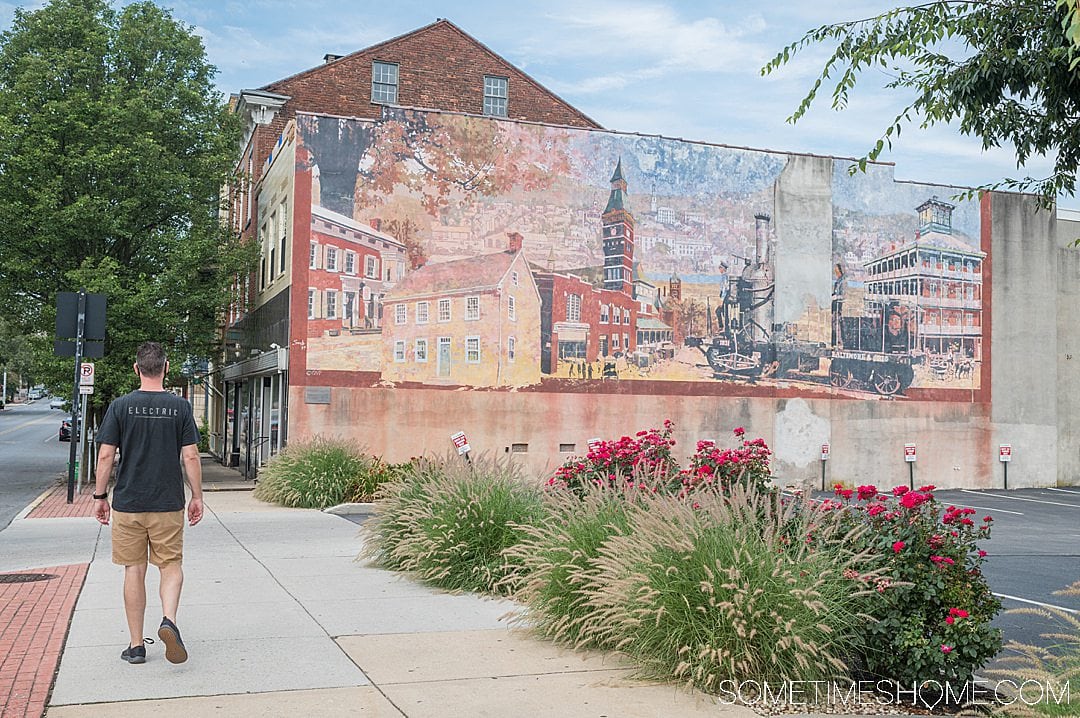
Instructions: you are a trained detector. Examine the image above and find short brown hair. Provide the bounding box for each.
[136,342,167,377]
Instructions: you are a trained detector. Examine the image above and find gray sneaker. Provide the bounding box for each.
[120,638,154,664]
[158,617,188,664]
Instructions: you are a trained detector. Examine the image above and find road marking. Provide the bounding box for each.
[940,498,1023,515]
[994,593,1079,615]
[960,489,1080,509]
[0,415,56,437]
[1045,487,1080,494]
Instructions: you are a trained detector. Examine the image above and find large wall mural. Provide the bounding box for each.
[295,109,984,400]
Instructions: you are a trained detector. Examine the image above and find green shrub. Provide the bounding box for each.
[197,420,209,453]
[361,453,549,595]
[503,484,636,648]
[823,484,1001,692]
[254,436,389,508]
[576,486,879,692]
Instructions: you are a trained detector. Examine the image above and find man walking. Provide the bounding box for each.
[93,342,203,665]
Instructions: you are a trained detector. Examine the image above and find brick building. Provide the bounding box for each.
[217,20,599,475]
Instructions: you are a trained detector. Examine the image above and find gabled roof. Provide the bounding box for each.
[387,251,519,300]
[260,19,601,129]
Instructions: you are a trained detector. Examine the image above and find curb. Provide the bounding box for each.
[13,482,62,522]
[322,502,375,516]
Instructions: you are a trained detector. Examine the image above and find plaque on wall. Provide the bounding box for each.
[304,387,331,404]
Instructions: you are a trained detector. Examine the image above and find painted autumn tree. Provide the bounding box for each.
[762,0,1080,207]
[0,0,250,404]
[355,109,572,217]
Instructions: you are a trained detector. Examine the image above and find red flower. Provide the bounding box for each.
[946,616,955,624]
[941,645,953,654]
[930,555,955,566]
[856,485,878,501]
[892,541,905,553]
[892,486,909,496]
[977,549,987,558]
[733,427,746,437]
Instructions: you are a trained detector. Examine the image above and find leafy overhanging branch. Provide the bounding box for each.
[762,0,1080,208]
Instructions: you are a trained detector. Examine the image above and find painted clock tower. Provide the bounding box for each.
[601,158,635,295]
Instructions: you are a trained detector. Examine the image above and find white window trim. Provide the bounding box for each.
[438,298,452,323]
[365,255,378,279]
[394,303,407,325]
[415,338,428,363]
[465,336,481,364]
[307,289,316,320]
[416,301,430,324]
[326,290,338,320]
[372,61,399,104]
[326,246,339,273]
[309,243,319,270]
[507,336,516,363]
[393,340,406,363]
[465,295,480,321]
[345,251,357,275]
[508,295,516,321]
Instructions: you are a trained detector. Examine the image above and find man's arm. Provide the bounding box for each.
[93,443,117,525]
[181,443,203,526]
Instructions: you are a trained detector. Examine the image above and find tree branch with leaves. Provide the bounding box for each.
[762,0,1080,207]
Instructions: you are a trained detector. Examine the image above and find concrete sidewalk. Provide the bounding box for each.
[2,464,748,717]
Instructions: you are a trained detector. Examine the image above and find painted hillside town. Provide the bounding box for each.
[299,110,984,398]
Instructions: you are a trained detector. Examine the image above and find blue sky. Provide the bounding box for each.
[2,0,1074,210]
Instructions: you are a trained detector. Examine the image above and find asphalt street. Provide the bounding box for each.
[0,399,73,529]
[934,487,1080,662]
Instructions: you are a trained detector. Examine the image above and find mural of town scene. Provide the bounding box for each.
[297,109,983,398]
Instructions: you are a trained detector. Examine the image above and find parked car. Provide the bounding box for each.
[28,388,44,400]
[59,418,78,442]
[49,396,67,410]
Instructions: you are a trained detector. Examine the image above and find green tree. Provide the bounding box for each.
[762,0,1080,207]
[0,0,252,407]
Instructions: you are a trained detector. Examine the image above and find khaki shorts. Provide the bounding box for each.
[112,510,185,567]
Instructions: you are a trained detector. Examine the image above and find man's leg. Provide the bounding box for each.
[159,562,183,621]
[123,563,148,648]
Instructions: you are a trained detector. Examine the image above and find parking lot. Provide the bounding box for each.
[932,487,1080,658]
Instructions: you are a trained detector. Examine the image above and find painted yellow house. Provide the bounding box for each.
[381,246,541,387]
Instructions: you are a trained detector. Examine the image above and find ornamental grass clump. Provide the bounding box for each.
[501,483,637,649]
[577,485,879,692]
[985,580,1079,717]
[253,436,389,509]
[823,484,1002,693]
[360,453,548,595]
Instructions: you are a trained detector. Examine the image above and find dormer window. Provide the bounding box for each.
[483,75,508,117]
[372,61,399,104]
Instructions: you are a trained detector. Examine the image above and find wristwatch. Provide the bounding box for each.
[92,492,108,500]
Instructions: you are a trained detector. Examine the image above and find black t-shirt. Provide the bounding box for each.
[96,390,200,512]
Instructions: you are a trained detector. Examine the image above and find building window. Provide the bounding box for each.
[567,294,581,322]
[279,202,288,274]
[623,333,629,350]
[507,296,516,321]
[415,338,428,362]
[394,340,406,362]
[483,75,508,117]
[508,336,516,362]
[612,334,620,350]
[326,247,339,272]
[345,252,356,275]
[438,298,452,322]
[465,336,480,363]
[372,61,399,104]
[623,308,630,325]
[511,270,519,286]
[600,304,609,324]
[307,289,316,319]
[309,243,318,269]
[465,296,480,321]
[326,290,338,320]
[416,301,430,324]
[365,255,378,278]
[394,303,407,325]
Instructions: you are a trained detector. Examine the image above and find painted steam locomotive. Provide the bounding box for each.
[687,214,916,396]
